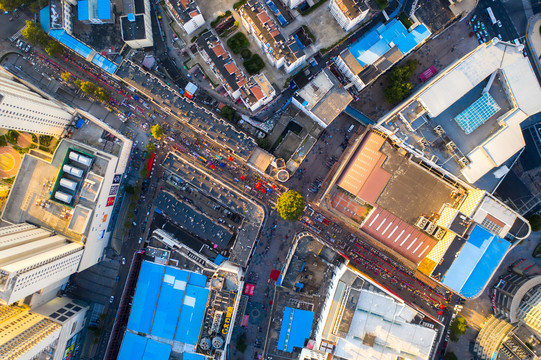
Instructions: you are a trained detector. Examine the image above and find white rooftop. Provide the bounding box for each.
[379,40,541,184]
[334,289,436,360]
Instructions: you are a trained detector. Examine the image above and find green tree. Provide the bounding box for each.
[220,105,238,122]
[449,317,467,342]
[60,72,72,82]
[94,87,110,102]
[529,214,541,232]
[151,124,163,140]
[243,54,265,75]
[44,40,63,57]
[383,59,418,104]
[443,352,458,360]
[236,333,247,353]
[146,142,155,151]
[79,81,96,94]
[124,185,135,194]
[276,190,305,221]
[227,32,249,53]
[22,20,48,47]
[74,79,82,88]
[0,0,23,11]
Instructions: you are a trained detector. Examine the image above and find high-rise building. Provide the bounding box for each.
[0,224,83,305]
[0,297,88,360]
[0,70,72,136]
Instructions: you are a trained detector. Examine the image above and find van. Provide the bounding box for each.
[347,125,355,132]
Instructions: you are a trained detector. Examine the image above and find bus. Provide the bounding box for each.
[487,7,497,25]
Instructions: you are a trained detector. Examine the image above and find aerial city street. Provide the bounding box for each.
[0,0,541,360]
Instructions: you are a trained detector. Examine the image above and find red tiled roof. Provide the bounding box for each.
[257,12,271,23]
[224,63,238,74]
[212,45,226,58]
[250,86,264,100]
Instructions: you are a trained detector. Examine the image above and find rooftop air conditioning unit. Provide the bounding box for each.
[425,222,437,235]
[416,216,429,230]
[434,227,446,240]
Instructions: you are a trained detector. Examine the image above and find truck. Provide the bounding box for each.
[486,7,497,25]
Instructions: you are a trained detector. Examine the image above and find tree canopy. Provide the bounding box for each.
[79,81,96,94]
[0,0,23,11]
[151,124,163,140]
[449,317,467,342]
[22,20,48,47]
[94,87,110,102]
[443,352,458,360]
[44,40,63,57]
[276,190,305,221]
[60,72,72,82]
[529,214,541,232]
[383,59,418,104]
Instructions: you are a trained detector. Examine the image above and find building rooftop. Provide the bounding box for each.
[265,234,346,358]
[294,69,353,127]
[124,261,209,344]
[116,60,256,159]
[347,19,430,68]
[196,32,247,96]
[121,14,148,41]
[239,0,305,67]
[117,259,241,359]
[165,0,201,25]
[334,0,369,21]
[319,267,437,360]
[378,40,541,186]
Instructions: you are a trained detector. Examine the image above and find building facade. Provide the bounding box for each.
[0,297,88,360]
[329,0,369,31]
[0,70,72,136]
[0,224,83,305]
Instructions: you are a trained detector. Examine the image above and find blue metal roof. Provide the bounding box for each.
[49,30,93,60]
[91,53,118,74]
[142,339,172,360]
[150,267,188,340]
[98,0,111,20]
[348,18,431,67]
[127,261,164,334]
[39,6,50,33]
[277,307,314,352]
[188,272,207,287]
[78,0,89,21]
[442,225,510,298]
[174,285,209,345]
[182,354,206,360]
[117,332,147,360]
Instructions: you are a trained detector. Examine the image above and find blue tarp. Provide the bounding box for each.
[126,261,164,334]
[142,339,172,360]
[150,267,188,340]
[78,0,89,21]
[214,254,227,265]
[75,118,85,128]
[175,285,210,345]
[91,53,118,74]
[442,225,510,298]
[117,332,147,360]
[39,6,50,33]
[277,307,314,352]
[49,30,93,59]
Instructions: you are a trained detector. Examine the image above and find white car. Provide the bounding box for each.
[122,257,126,265]
[138,237,143,244]
[109,296,114,303]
